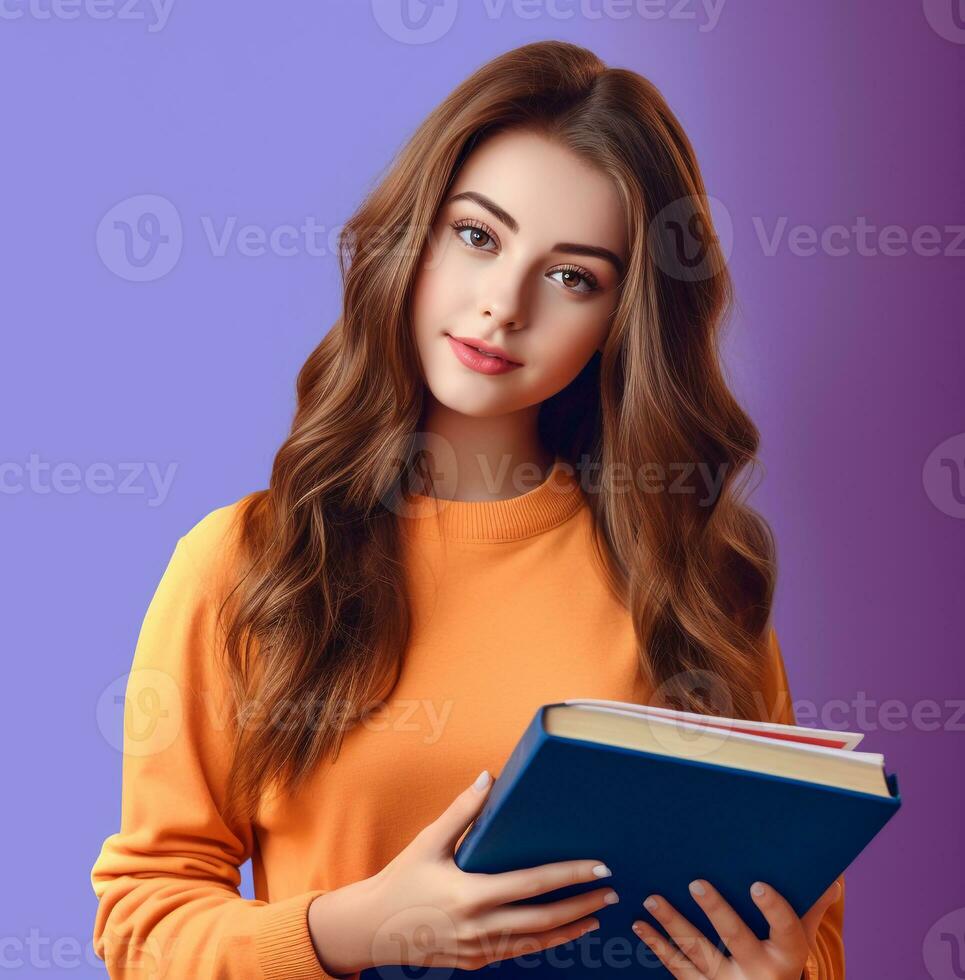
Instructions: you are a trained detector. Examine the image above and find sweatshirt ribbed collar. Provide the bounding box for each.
[397,456,585,542]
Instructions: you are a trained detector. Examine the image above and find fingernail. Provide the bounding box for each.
[688,880,706,896]
[643,896,658,911]
[751,882,765,897]
[833,881,842,899]
[604,890,620,905]
[473,770,490,791]
[592,864,612,878]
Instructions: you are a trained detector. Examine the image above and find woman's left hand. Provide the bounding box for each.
[631,876,842,979]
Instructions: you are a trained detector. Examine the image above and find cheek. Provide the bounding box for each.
[533,312,608,380]
[411,253,461,338]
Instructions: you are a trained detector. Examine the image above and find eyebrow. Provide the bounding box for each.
[446,190,625,278]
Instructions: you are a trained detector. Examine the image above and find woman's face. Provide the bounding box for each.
[410,128,627,419]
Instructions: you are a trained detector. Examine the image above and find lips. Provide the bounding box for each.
[445,334,523,375]
[446,334,521,365]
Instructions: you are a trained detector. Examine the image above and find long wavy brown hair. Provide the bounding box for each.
[214,39,777,825]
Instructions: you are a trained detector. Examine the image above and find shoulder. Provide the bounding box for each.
[173,492,262,598]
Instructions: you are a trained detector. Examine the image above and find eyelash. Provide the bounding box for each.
[449,218,602,294]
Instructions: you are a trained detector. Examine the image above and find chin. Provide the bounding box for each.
[429,380,517,418]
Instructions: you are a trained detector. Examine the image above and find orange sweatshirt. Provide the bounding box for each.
[90,458,845,979]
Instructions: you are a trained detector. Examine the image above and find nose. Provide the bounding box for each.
[479,273,528,332]
[481,305,520,330]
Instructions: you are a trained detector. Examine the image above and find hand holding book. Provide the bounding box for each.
[313,770,624,976]
[631,874,842,980]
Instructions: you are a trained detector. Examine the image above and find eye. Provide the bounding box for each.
[450,218,601,295]
[547,264,600,294]
[451,218,498,252]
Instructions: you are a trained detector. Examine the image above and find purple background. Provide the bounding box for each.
[2,2,962,976]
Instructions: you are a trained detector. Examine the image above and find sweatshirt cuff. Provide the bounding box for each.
[255,889,354,980]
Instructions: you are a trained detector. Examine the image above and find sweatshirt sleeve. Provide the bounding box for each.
[90,529,355,979]
[761,626,846,980]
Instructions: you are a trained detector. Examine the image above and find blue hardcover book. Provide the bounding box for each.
[365,699,901,979]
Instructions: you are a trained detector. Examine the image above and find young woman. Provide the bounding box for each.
[91,40,844,980]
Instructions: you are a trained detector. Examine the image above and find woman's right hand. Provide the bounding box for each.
[308,770,619,976]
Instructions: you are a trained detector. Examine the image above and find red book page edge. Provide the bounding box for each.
[685,719,849,749]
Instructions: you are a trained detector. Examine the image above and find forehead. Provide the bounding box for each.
[448,128,627,259]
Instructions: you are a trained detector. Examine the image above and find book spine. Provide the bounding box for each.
[454,705,555,870]
[886,769,901,801]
